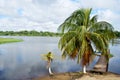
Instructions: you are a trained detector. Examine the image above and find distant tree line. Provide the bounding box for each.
[0,30,63,37]
[0,30,120,37]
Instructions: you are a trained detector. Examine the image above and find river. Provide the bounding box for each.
[0,36,120,80]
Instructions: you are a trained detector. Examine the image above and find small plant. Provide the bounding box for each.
[42,52,54,75]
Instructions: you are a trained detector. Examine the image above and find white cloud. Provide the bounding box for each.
[79,0,120,11]
[0,0,120,32]
[96,9,120,30]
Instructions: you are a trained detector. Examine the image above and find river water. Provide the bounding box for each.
[0,36,120,80]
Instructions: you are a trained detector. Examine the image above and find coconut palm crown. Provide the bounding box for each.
[58,8,115,68]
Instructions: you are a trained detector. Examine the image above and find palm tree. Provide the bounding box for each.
[43,52,54,75]
[58,8,115,73]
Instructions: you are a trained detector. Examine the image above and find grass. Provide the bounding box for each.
[0,37,23,44]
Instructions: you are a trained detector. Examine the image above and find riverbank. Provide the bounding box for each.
[33,72,120,80]
[0,37,23,44]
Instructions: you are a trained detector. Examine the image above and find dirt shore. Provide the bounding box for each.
[33,72,120,80]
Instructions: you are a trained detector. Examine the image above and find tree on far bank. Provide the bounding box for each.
[58,8,115,73]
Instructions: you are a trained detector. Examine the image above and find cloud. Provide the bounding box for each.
[0,0,120,32]
[78,0,120,11]
[91,9,120,30]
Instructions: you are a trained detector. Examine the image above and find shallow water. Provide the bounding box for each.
[0,36,120,80]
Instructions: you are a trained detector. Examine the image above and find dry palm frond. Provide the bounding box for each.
[70,48,79,59]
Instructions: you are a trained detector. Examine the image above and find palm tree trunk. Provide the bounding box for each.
[47,61,53,75]
[106,49,110,72]
[106,60,109,72]
[48,67,53,75]
[83,65,87,73]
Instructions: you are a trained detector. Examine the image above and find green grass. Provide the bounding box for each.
[0,38,23,44]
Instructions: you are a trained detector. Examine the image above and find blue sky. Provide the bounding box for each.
[0,0,120,32]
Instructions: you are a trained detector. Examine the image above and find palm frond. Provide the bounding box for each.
[92,21,114,31]
[58,9,85,33]
[41,52,54,61]
[89,32,107,51]
[58,31,76,50]
[90,15,98,24]
[70,48,79,59]
[77,39,86,63]
[83,8,92,27]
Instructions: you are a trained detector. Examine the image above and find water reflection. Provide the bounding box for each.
[0,36,119,80]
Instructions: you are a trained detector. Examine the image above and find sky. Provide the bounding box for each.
[0,0,120,32]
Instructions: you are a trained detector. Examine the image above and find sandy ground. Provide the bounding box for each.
[33,72,120,80]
